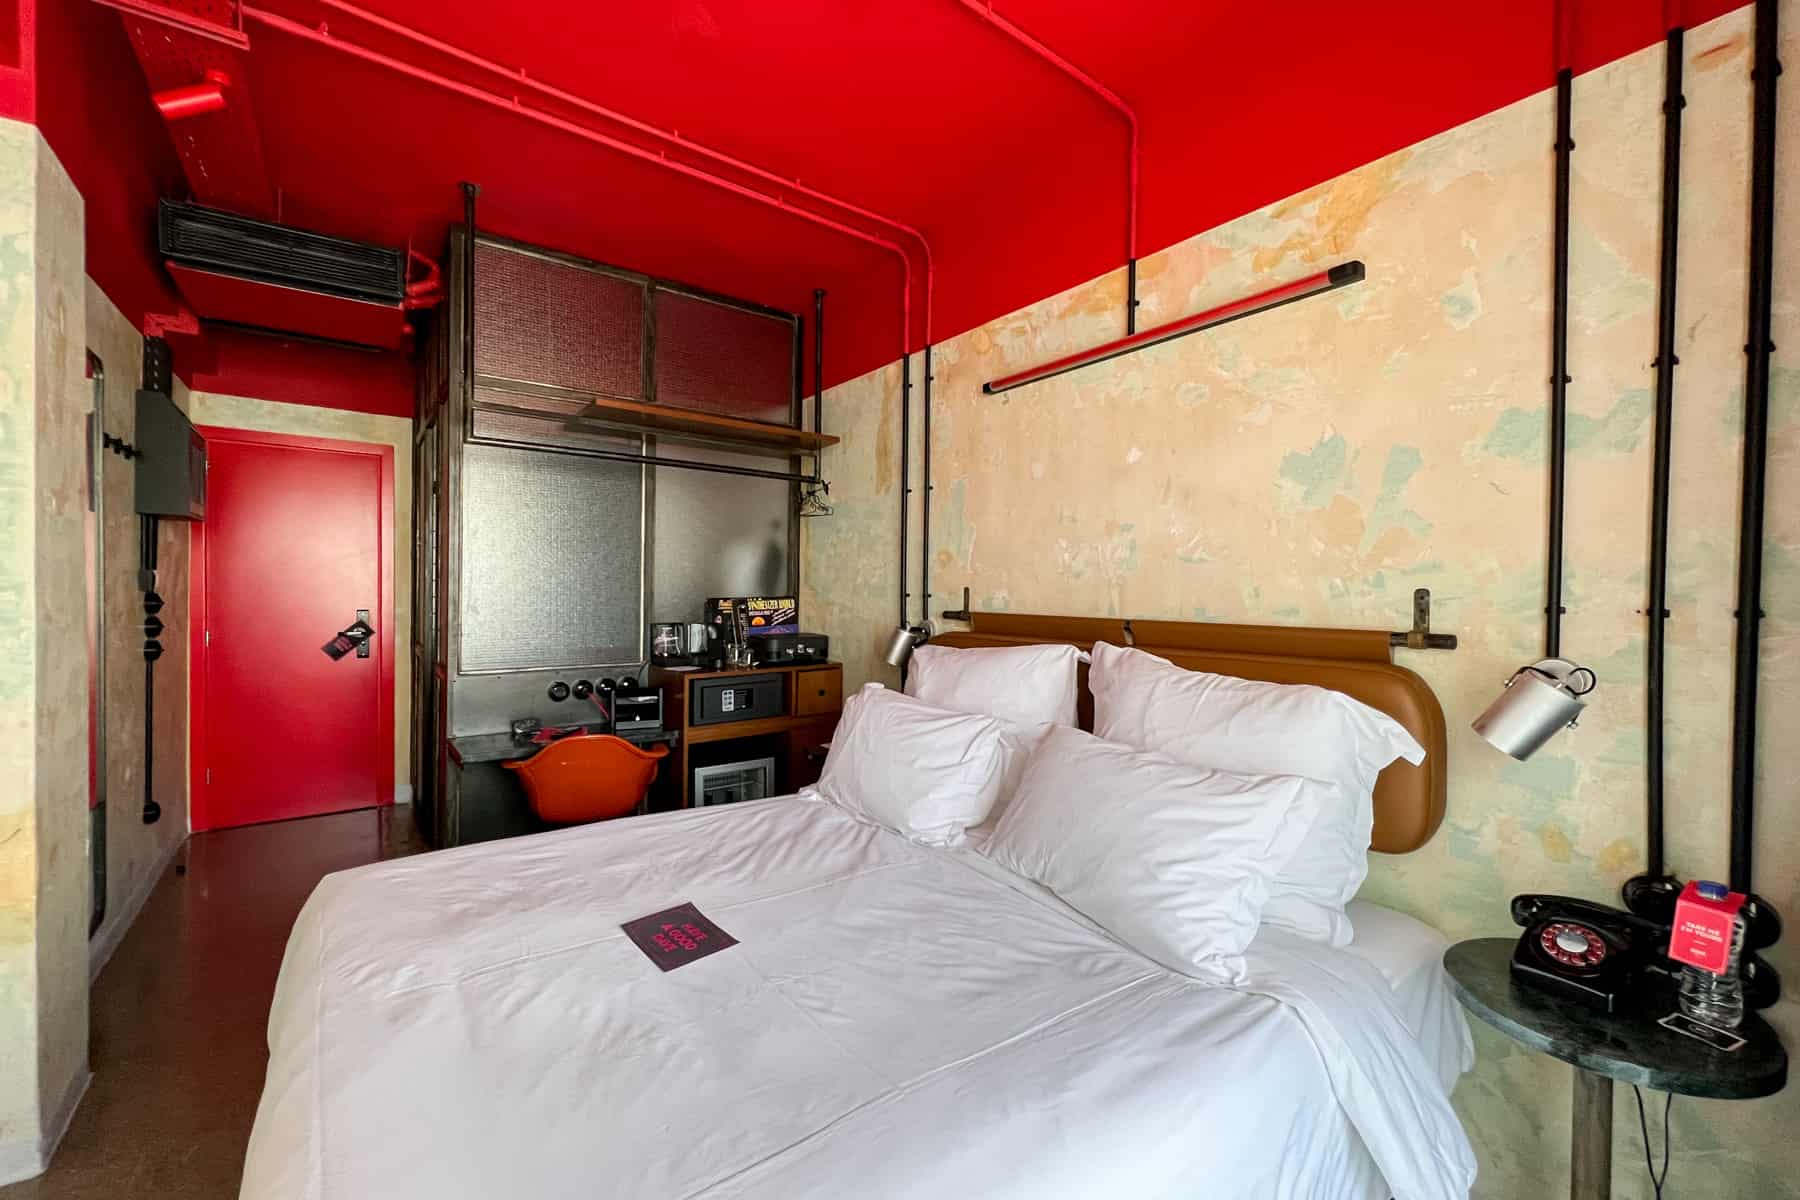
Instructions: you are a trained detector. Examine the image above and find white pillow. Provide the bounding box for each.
[904,643,1084,731]
[1088,641,1426,947]
[983,726,1319,983]
[811,684,1015,845]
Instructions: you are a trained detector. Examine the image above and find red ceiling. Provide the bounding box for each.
[34,0,1748,410]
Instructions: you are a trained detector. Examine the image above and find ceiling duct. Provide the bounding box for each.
[158,200,441,350]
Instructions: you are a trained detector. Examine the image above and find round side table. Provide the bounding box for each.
[1443,938,1786,1199]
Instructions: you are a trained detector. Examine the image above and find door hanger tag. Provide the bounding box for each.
[322,619,375,661]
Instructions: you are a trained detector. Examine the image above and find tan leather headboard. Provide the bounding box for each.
[932,612,1448,854]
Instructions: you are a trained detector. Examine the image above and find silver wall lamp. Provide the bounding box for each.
[882,622,931,670]
[1472,658,1597,760]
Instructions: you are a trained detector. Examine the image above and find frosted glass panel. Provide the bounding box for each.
[650,446,790,627]
[459,441,643,670]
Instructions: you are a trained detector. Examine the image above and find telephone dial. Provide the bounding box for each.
[1510,894,1669,1013]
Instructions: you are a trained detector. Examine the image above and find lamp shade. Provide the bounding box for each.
[1472,658,1596,760]
[883,623,926,669]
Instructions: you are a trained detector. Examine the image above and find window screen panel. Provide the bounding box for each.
[474,242,644,398]
[650,446,791,627]
[652,289,795,424]
[459,441,644,671]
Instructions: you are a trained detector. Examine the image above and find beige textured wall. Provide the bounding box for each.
[84,283,191,971]
[186,392,414,799]
[0,117,92,1180]
[804,7,1798,1196]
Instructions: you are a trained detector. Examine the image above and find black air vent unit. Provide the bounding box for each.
[157,200,426,350]
[159,200,406,303]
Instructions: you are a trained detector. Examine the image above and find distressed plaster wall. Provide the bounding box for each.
[83,282,190,975]
[186,391,414,800]
[0,117,92,1182]
[803,6,1797,1196]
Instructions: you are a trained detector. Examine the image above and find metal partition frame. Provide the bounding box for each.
[434,226,804,754]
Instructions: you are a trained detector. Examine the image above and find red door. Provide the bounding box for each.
[192,428,394,831]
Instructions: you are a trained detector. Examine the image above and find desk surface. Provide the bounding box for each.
[449,725,678,766]
[1444,938,1787,1099]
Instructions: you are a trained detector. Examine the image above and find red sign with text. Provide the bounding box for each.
[622,902,738,972]
[1667,881,1744,975]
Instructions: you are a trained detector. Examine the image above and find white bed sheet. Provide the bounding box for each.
[1340,900,1477,1095]
[242,796,1474,1200]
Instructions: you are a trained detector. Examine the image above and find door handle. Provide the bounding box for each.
[322,610,376,660]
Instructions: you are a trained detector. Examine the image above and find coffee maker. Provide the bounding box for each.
[649,622,716,668]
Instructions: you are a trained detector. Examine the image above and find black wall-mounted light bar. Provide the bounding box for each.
[981,261,1365,396]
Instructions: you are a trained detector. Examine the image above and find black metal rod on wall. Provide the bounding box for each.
[922,344,932,626]
[1545,66,1574,661]
[138,335,168,827]
[139,512,162,826]
[1126,258,1138,335]
[86,352,106,935]
[813,288,825,439]
[1644,26,1685,883]
[486,437,823,486]
[898,353,912,626]
[1729,0,1781,897]
[462,181,478,409]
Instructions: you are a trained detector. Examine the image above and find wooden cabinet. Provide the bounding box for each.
[793,666,842,716]
[651,662,843,808]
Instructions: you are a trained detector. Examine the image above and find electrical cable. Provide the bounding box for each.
[1634,1085,1673,1199]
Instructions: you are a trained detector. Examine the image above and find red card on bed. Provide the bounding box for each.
[621,902,738,972]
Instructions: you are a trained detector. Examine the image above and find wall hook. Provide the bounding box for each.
[941,586,973,623]
[1390,587,1458,650]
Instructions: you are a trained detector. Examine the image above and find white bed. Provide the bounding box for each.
[243,794,1473,1199]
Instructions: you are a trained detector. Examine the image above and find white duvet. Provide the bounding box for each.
[243,796,1476,1200]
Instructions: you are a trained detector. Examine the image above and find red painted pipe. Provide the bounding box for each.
[405,248,442,299]
[956,1,1137,262]
[154,69,232,121]
[155,80,227,120]
[983,263,1363,394]
[313,0,934,348]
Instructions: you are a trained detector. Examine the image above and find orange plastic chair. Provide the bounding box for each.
[502,735,670,825]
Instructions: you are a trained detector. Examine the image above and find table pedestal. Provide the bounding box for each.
[1570,1069,1612,1199]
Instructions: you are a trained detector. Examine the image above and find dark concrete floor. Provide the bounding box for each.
[2,806,425,1200]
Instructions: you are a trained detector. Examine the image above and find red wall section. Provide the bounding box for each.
[0,0,32,121]
[34,2,187,344]
[31,4,417,419]
[1127,0,1740,288]
[189,328,415,418]
[923,0,1747,382]
[233,0,1745,391]
[19,0,1751,402]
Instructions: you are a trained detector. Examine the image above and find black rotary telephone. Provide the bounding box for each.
[1510,894,1671,1013]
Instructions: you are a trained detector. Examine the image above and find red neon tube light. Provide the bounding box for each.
[982,262,1365,395]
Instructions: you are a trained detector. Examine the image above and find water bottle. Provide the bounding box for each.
[1677,881,1745,1028]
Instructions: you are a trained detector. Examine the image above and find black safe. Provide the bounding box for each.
[692,673,784,725]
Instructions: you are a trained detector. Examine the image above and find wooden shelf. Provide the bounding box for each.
[568,394,839,454]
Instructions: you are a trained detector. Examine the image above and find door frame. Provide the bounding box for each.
[189,426,397,832]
